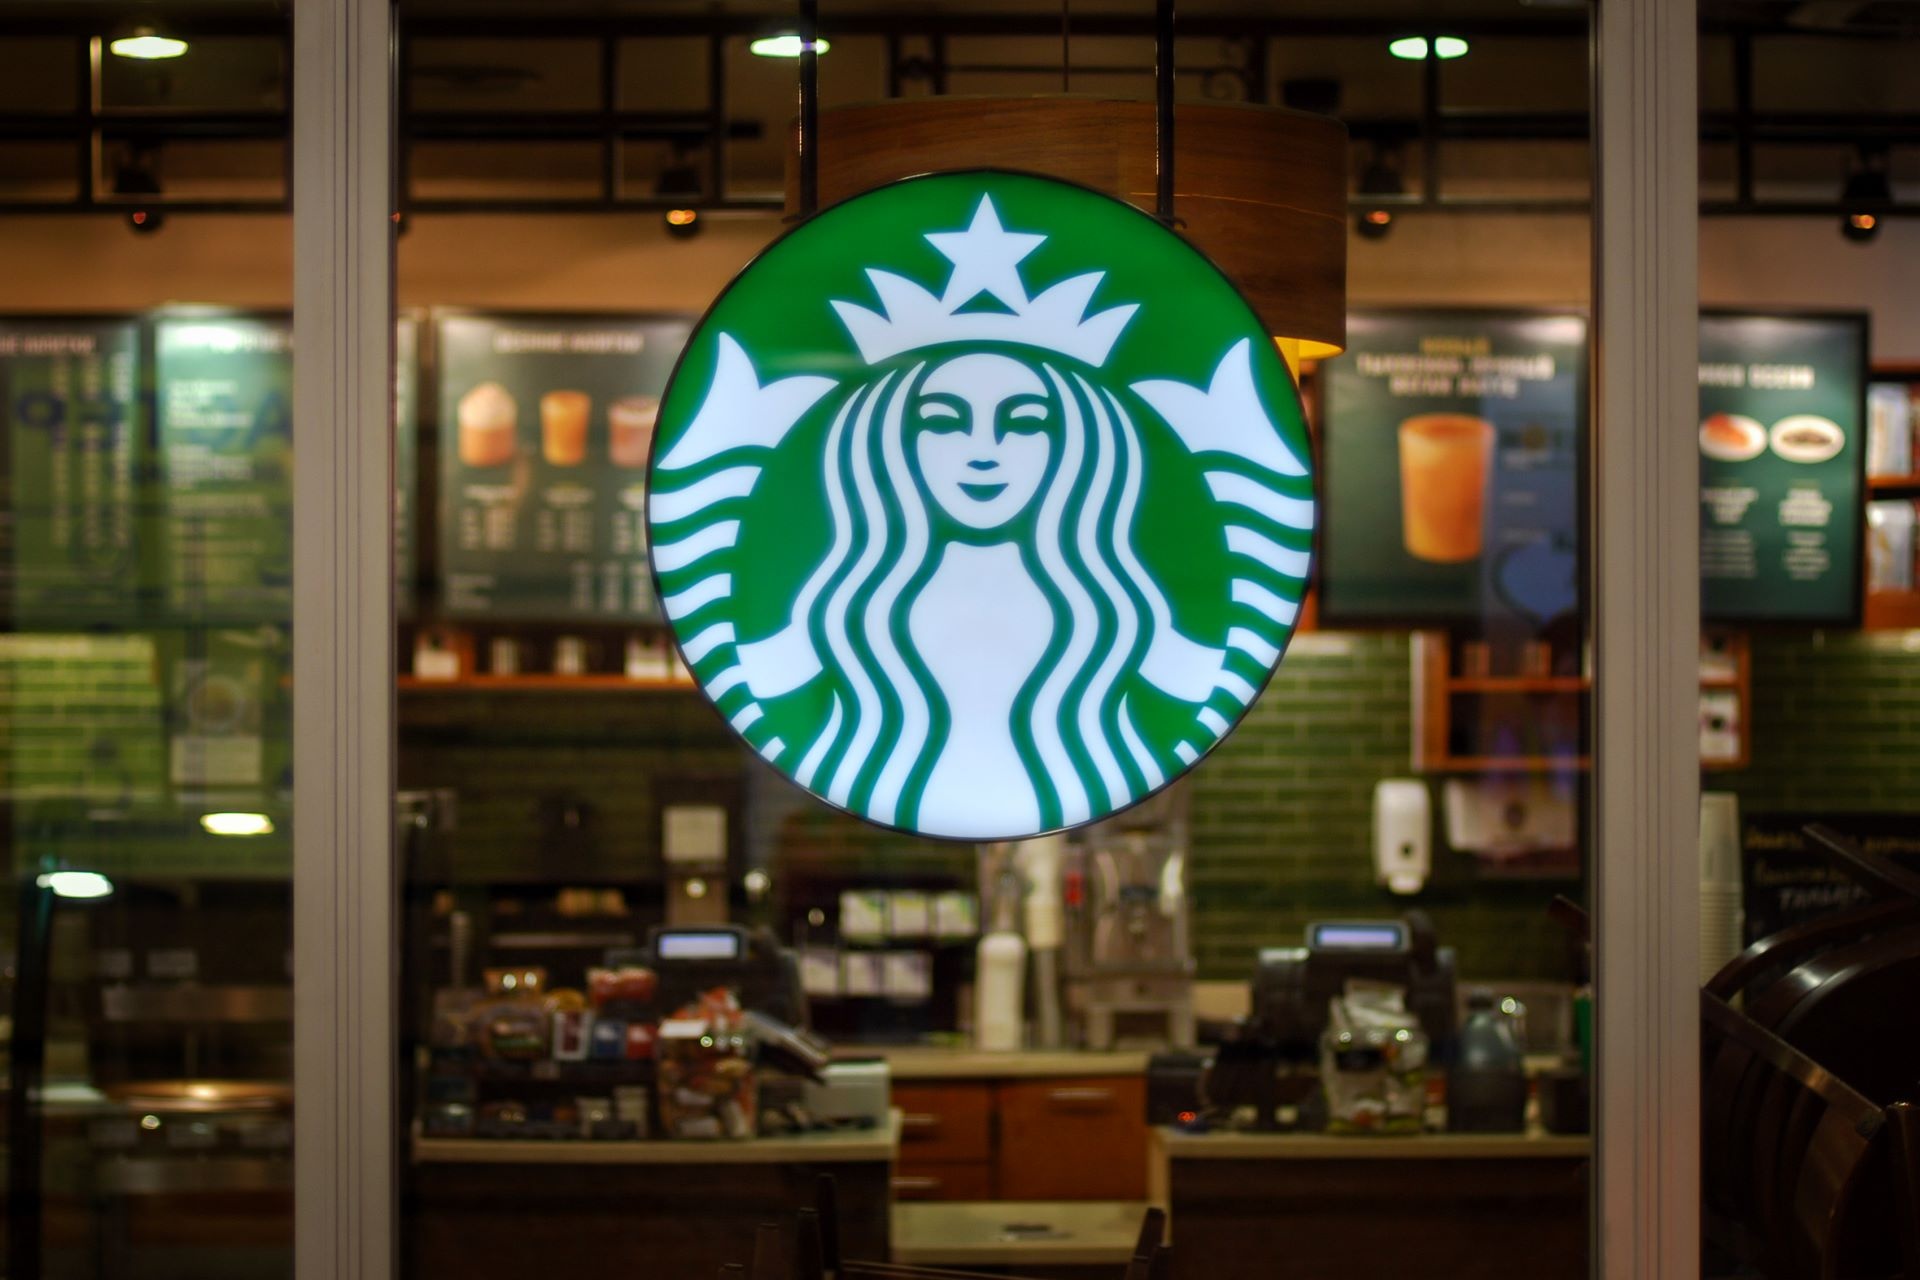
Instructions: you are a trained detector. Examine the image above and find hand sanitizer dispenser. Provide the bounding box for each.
[1374,779,1431,895]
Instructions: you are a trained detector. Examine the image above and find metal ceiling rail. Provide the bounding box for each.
[0,15,1912,218]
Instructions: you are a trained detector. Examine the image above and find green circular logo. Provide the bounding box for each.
[650,170,1314,841]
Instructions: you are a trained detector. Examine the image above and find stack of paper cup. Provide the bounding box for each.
[1699,792,1745,986]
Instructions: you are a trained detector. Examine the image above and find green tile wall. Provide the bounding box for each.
[1712,629,1920,815]
[398,633,1580,983]
[1189,632,1575,984]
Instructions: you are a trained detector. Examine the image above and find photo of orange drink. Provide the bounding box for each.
[541,390,591,466]
[1398,413,1494,563]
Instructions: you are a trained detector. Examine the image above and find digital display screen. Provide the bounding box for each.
[656,930,741,960]
[1309,922,1405,952]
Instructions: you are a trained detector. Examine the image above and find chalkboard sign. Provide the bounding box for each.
[435,312,692,621]
[153,312,294,622]
[1699,312,1867,625]
[1741,811,1920,943]
[0,317,144,625]
[1320,310,1587,628]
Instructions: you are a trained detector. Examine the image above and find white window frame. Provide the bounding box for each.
[292,1,396,1277]
[287,0,1705,1274]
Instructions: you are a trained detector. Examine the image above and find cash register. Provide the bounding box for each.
[1149,913,1458,1130]
[1249,913,1457,1057]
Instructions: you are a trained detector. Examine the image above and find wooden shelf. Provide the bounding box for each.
[1868,474,1920,495]
[1445,676,1589,694]
[1864,590,1920,630]
[1425,756,1590,773]
[397,674,697,693]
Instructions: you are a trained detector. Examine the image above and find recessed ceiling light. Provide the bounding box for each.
[37,870,114,900]
[201,811,275,837]
[750,34,830,59]
[110,30,189,60]
[1389,36,1469,61]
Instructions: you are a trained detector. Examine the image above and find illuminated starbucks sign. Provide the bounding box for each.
[648,170,1315,840]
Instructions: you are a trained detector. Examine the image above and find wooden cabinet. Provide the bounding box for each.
[888,1073,1150,1202]
[893,1082,996,1201]
[995,1076,1149,1201]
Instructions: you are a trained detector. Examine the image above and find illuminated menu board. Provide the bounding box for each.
[1320,310,1588,628]
[0,317,144,625]
[435,312,691,621]
[1698,312,1867,625]
[153,312,294,622]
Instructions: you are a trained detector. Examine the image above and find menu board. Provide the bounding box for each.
[1321,310,1588,627]
[436,312,691,621]
[396,313,420,615]
[1698,313,1866,624]
[154,313,294,621]
[1741,812,1920,943]
[0,633,166,804]
[0,318,144,625]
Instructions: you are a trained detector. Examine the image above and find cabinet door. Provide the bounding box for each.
[891,1160,996,1202]
[893,1082,993,1164]
[994,1076,1148,1200]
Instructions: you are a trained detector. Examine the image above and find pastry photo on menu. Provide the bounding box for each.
[1698,412,1767,462]
[458,381,518,467]
[1768,414,1845,464]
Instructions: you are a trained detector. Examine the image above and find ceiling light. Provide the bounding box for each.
[1389,36,1468,61]
[1355,145,1408,241]
[201,811,275,837]
[110,29,188,60]
[38,870,114,900]
[1840,147,1891,244]
[750,34,830,59]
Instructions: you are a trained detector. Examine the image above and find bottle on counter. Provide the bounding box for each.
[1447,989,1528,1133]
[974,865,1028,1052]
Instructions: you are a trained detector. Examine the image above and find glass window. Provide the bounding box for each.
[1698,12,1920,1277]
[0,8,296,1278]
[391,6,1599,1279]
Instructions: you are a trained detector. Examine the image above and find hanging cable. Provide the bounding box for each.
[798,0,820,216]
[1155,0,1176,223]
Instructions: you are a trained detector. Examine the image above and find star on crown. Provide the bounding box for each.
[831,195,1140,368]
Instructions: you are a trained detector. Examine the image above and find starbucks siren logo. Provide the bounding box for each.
[649,171,1315,840]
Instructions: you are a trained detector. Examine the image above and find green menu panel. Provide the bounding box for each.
[1,318,144,625]
[1698,313,1866,624]
[1321,310,1588,627]
[436,312,691,621]
[154,313,294,622]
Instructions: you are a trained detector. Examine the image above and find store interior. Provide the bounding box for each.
[4,1,1920,1278]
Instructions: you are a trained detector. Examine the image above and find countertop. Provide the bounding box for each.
[892,1200,1152,1267]
[1152,1126,1591,1160]
[411,1110,898,1165]
[835,1045,1152,1079]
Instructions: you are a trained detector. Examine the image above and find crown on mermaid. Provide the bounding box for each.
[831,195,1139,368]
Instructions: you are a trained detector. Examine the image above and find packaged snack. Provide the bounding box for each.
[589,1017,629,1061]
[552,1009,592,1061]
[485,1005,549,1060]
[1869,382,1914,477]
[1868,499,1916,592]
[484,967,546,998]
[655,993,757,1140]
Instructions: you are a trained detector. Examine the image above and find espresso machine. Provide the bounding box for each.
[1063,789,1197,1049]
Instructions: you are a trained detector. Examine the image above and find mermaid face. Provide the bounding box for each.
[912,353,1055,531]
